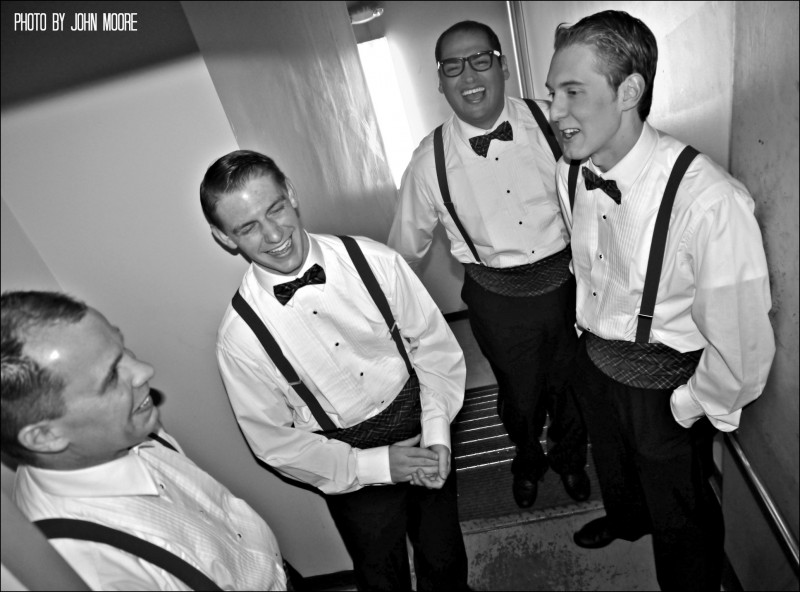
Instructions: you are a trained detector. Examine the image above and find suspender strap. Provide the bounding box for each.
[567,159,580,211]
[338,235,414,376]
[231,291,337,432]
[523,98,562,161]
[148,432,178,453]
[636,146,699,343]
[34,519,222,591]
[433,125,481,263]
[433,100,564,264]
[231,236,414,431]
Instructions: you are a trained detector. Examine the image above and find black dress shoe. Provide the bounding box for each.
[560,469,591,502]
[512,475,538,508]
[573,516,617,549]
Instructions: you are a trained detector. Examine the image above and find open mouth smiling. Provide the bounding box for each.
[561,128,580,140]
[267,238,293,256]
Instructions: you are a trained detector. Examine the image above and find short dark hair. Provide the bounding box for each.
[554,10,657,120]
[200,150,289,229]
[435,20,501,63]
[1,291,88,466]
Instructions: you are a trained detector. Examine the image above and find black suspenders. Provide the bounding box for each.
[34,436,221,591]
[35,518,222,591]
[568,146,700,342]
[433,125,481,262]
[231,236,413,432]
[635,147,699,342]
[523,98,562,161]
[433,99,562,263]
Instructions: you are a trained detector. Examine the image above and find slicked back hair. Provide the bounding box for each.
[435,20,501,63]
[1,291,88,466]
[200,150,290,229]
[554,10,658,121]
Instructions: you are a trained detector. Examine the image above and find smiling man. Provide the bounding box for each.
[546,11,775,590]
[201,150,468,591]
[388,20,589,510]
[1,290,286,590]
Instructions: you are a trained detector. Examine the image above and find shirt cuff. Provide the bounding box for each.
[670,385,705,428]
[354,445,392,485]
[670,385,742,432]
[421,416,451,451]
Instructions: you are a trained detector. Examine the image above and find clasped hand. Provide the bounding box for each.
[388,434,450,490]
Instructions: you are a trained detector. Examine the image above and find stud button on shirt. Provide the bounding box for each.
[216,233,465,494]
[556,122,775,431]
[388,97,568,270]
[14,431,286,591]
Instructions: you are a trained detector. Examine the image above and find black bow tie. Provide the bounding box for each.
[582,167,622,204]
[469,120,513,157]
[274,264,326,305]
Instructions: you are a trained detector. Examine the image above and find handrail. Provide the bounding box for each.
[725,431,799,575]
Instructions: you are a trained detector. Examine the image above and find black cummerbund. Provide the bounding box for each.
[585,332,703,390]
[316,373,421,448]
[463,246,572,297]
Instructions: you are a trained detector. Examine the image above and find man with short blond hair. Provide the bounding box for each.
[546,10,775,589]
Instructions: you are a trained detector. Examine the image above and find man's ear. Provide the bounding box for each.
[210,225,237,250]
[286,184,299,209]
[18,421,69,455]
[501,55,510,81]
[438,74,444,95]
[619,73,645,113]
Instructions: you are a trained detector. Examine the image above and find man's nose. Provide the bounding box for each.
[549,94,566,122]
[133,359,155,387]
[261,218,283,243]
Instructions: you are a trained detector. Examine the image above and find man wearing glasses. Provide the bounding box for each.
[388,21,589,510]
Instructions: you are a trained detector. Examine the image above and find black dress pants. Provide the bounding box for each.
[461,274,587,478]
[574,335,724,591]
[324,468,468,592]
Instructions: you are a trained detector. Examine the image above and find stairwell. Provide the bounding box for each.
[448,319,660,591]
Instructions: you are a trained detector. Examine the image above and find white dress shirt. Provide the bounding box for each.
[216,233,465,494]
[14,430,286,591]
[388,96,568,269]
[556,122,775,431]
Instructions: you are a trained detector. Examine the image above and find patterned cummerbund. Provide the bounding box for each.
[316,373,421,449]
[463,246,572,297]
[585,331,703,390]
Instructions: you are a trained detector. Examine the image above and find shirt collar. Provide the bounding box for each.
[587,122,657,199]
[454,97,511,143]
[252,231,326,305]
[20,442,161,498]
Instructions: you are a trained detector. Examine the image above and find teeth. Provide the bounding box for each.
[462,87,484,96]
[136,395,152,412]
[562,128,580,139]
[269,238,291,254]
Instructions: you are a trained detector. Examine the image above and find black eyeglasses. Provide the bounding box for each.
[438,50,501,78]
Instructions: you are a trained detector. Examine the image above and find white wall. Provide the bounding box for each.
[0,53,349,578]
[1,0,403,577]
[182,1,398,244]
[522,0,734,168]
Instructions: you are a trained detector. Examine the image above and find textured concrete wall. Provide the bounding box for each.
[726,2,799,588]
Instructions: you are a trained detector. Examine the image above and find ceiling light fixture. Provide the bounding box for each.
[349,4,384,25]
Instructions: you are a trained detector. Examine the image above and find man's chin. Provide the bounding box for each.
[255,255,304,276]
